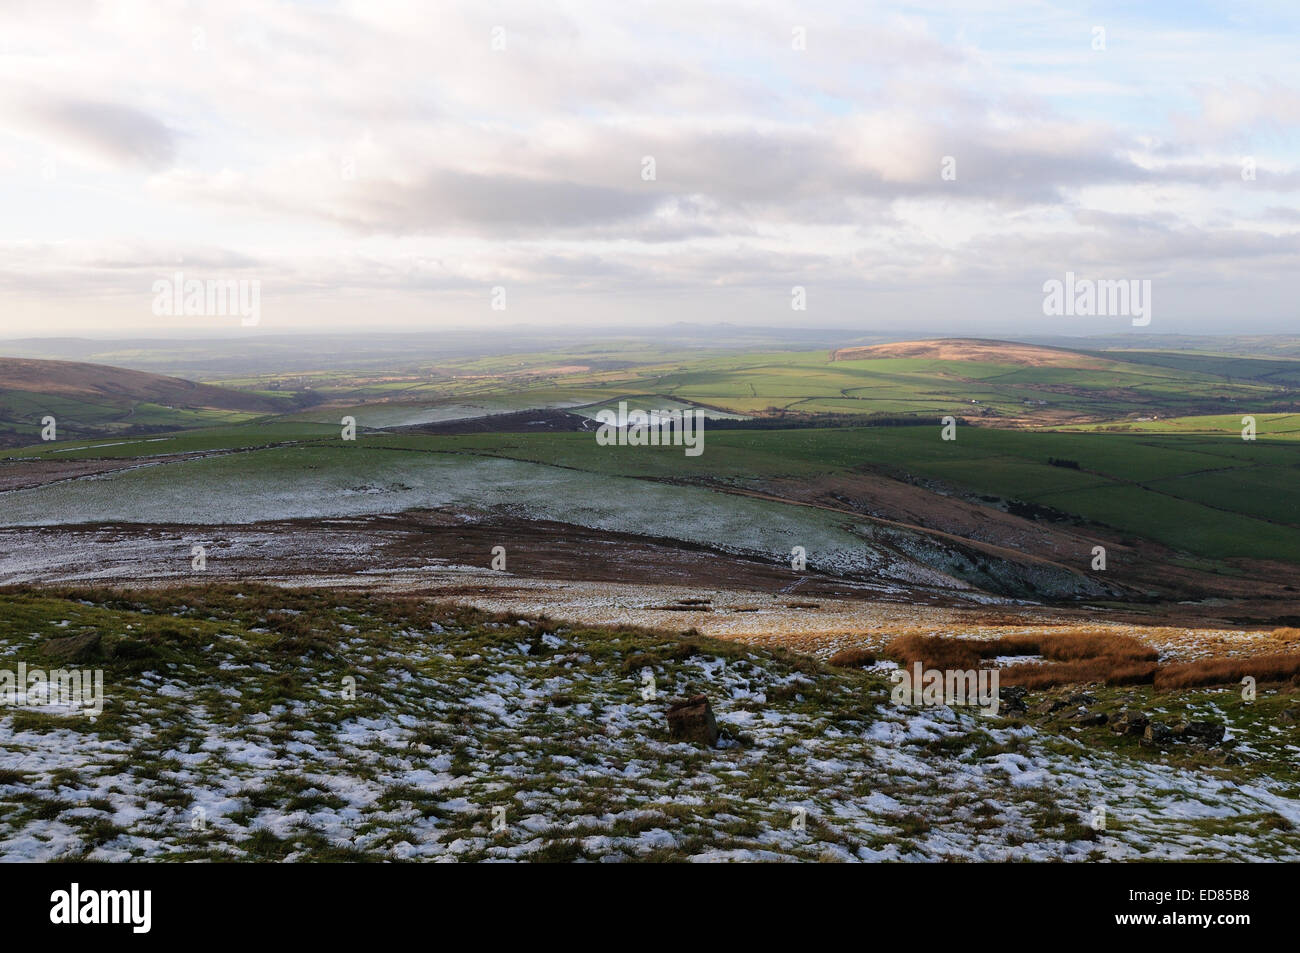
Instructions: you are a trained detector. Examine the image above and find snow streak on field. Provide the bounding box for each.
[2,589,1297,862]
[0,447,956,585]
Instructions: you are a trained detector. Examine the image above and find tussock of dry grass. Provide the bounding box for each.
[1155,654,1300,691]
[1002,659,1158,689]
[886,628,1300,691]
[885,631,1158,689]
[884,634,1005,671]
[1009,631,1157,663]
[827,647,875,668]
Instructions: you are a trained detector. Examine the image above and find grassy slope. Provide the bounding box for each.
[2,586,1297,862]
[4,413,1298,563]
[354,425,1300,562]
[0,358,292,443]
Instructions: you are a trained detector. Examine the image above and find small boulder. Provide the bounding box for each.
[41,631,101,664]
[1110,711,1150,736]
[666,694,719,747]
[999,686,1029,713]
[1180,721,1226,746]
[1142,721,1175,747]
[1074,711,1108,727]
[1045,691,1095,714]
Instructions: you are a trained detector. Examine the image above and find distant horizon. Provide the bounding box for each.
[2,324,1295,344]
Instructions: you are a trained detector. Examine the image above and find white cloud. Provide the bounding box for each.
[0,0,1298,334]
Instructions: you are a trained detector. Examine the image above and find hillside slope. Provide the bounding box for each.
[0,358,280,412]
[0,357,286,444]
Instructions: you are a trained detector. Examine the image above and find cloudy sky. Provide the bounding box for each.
[1,0,1297,337]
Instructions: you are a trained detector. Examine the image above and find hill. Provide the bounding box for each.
[831,338,1109,367]
[0,358,286,445]
[0,358,279,412]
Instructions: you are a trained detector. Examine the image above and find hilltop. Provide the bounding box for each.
[831,338,1110,368]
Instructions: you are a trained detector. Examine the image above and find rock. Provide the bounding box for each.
[1279,708,1300,724]
[1110,711,1150,736]
[999,686,1028,713]
[1180,721,1226,746]
[1045,691,1095,714]
[1142,721,1175,747]
[1074,712,1108,727]
[666,694,719,747]
[40,631,101,663]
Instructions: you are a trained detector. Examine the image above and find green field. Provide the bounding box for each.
[188,342,1299,427]
[354,426,1299,562]
[4,340,1298,567]
[7,413,1297,563]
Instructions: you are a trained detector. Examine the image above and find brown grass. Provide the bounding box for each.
[886,629,1300,692]
[1001,659,1158,689]
[885,635,997,670]
[885,631,1158,690]
[1154,653,1300,691]
[827,647,875,668]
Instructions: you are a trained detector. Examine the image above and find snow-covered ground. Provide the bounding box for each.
[2,589,1296,862]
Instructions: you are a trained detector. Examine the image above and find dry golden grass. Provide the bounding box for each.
[885,628,1300,691]
[885,631,1159,689]
[1155,654,1300,691]
[885,634,998,670]
[1002,659,1158,689]
[827,647,876,668]
[1273,627,1300,643]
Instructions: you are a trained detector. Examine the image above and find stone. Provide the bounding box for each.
[1074,711,1108,727]
[1046,691,1095,714]
[999,686,1029,712]
[1142,721,1175,746]
[666,694,719,747]
[40,631,102,664]
[1180,721,1226,746]
[1110,711,1150,736]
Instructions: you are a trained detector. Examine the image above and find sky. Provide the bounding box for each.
[0,0,1298,338]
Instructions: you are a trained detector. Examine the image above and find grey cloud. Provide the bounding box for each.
[333,169,664,235]
[21,98,177,168]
